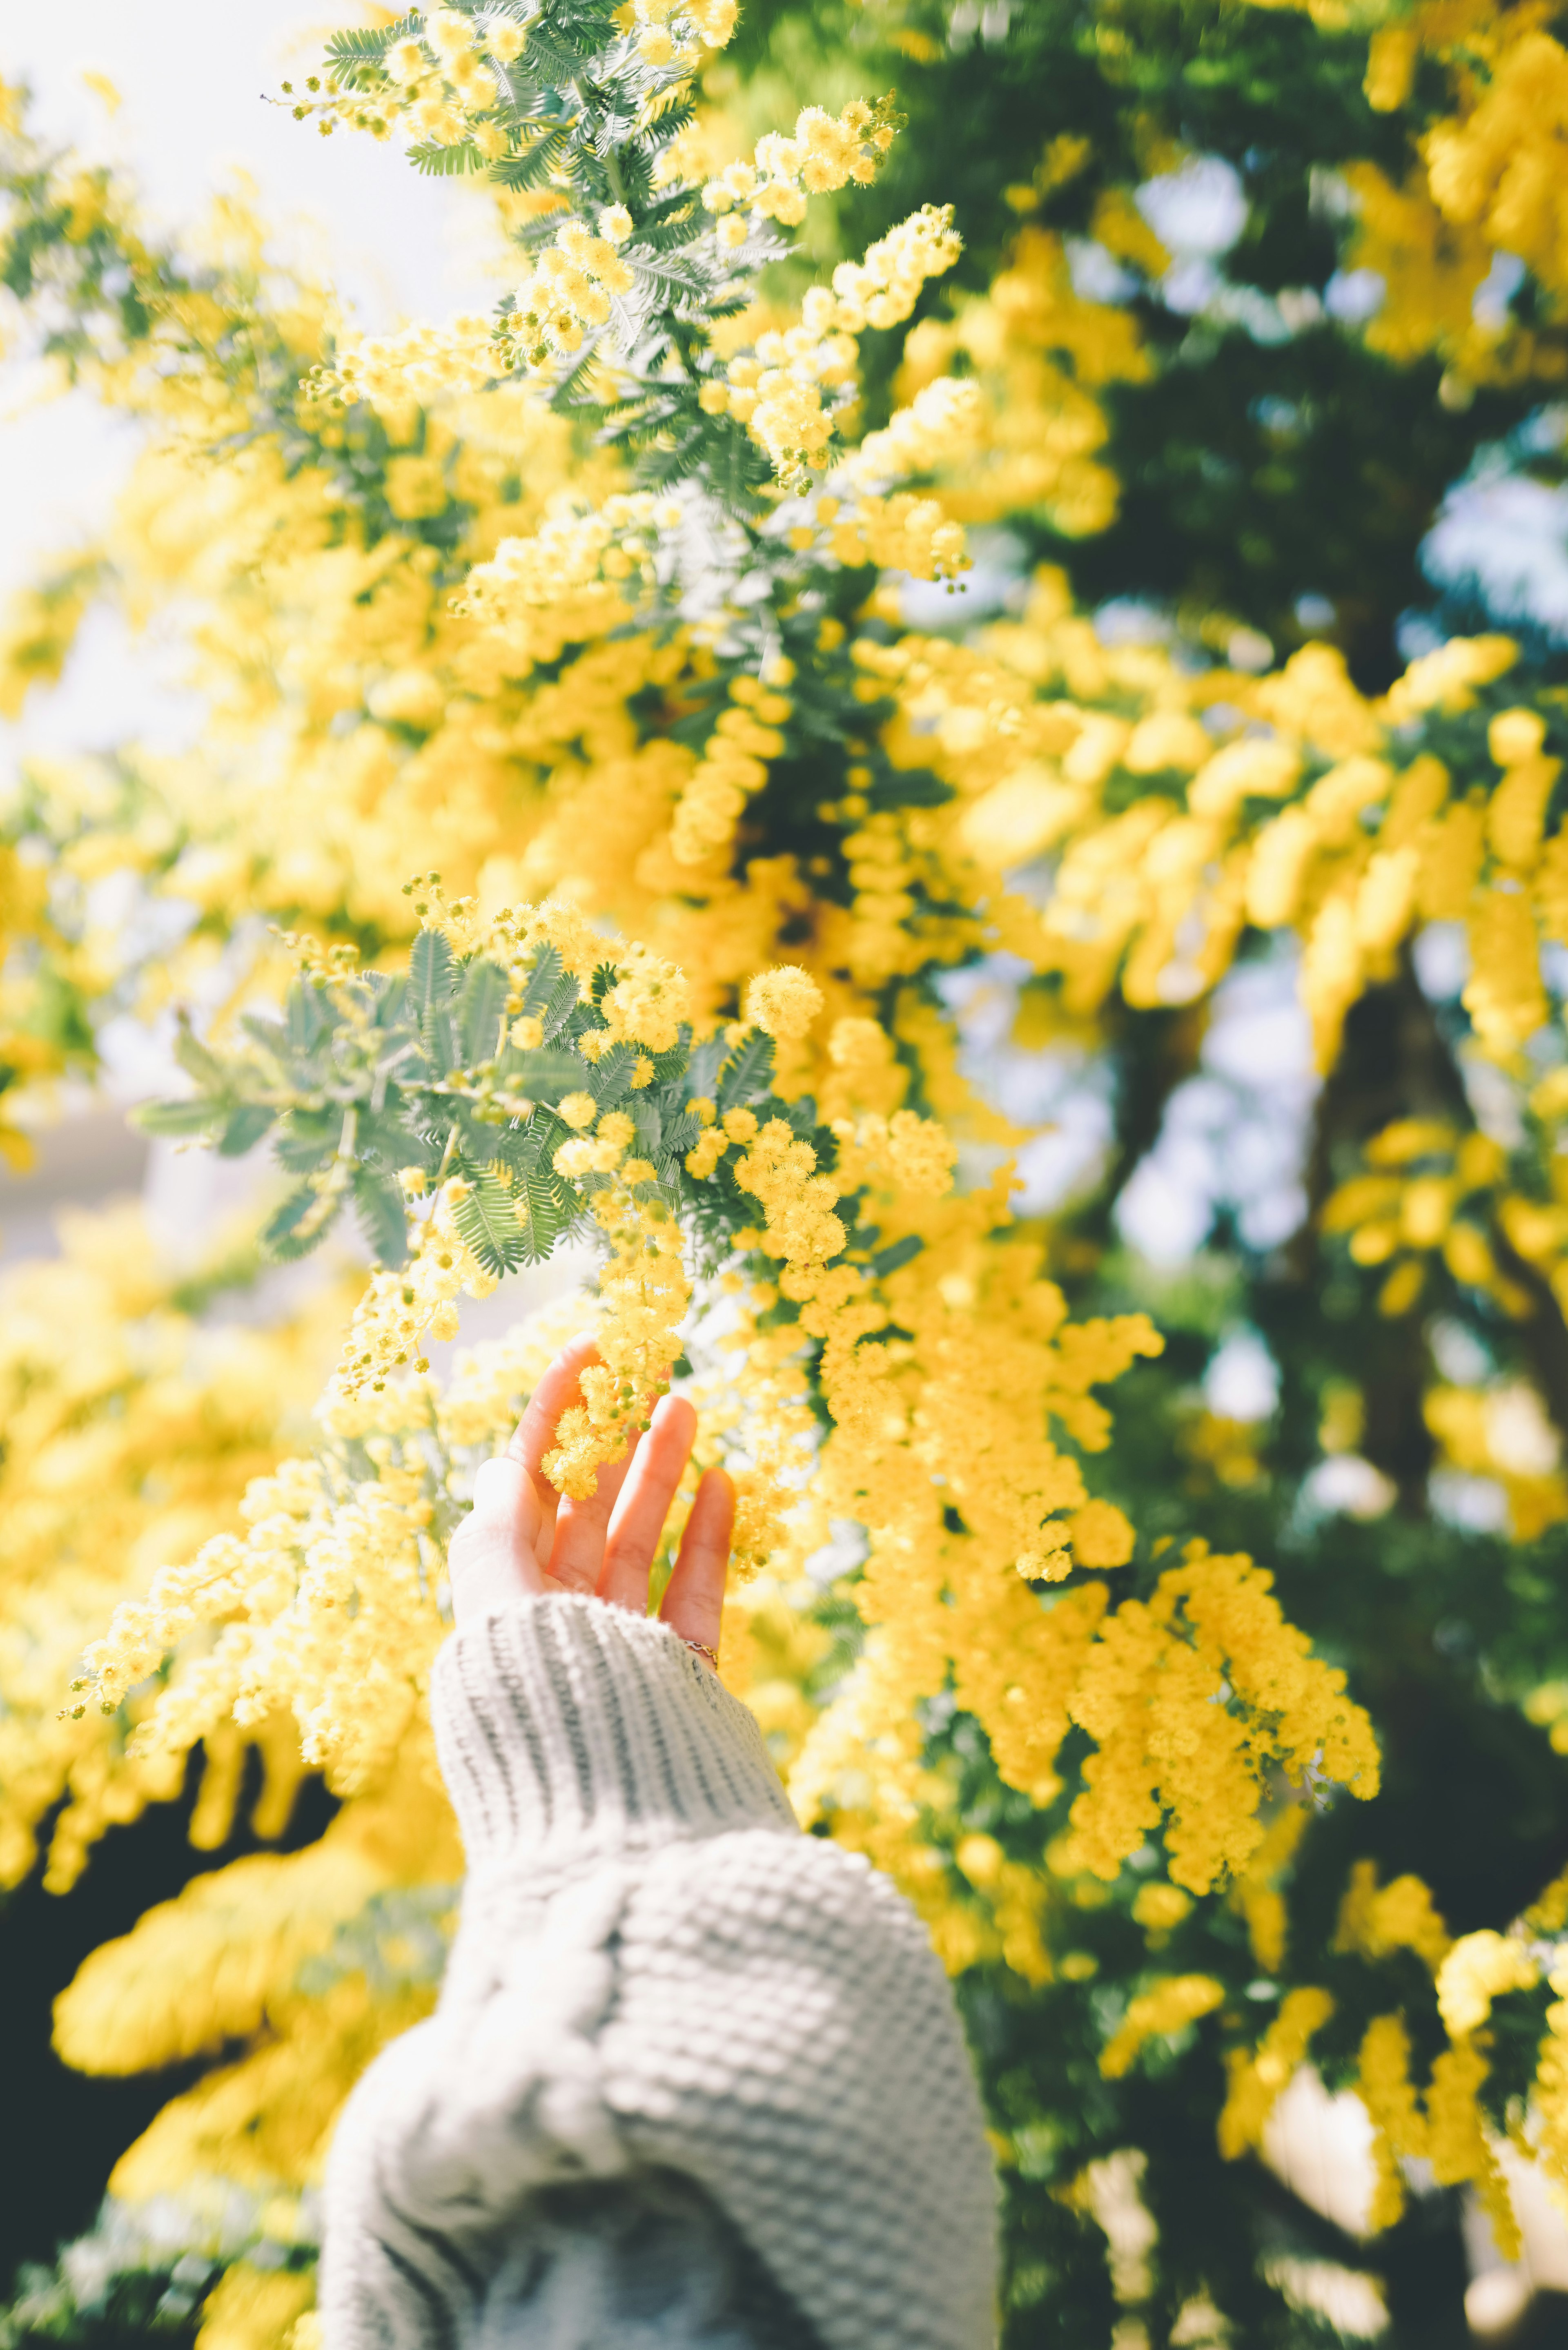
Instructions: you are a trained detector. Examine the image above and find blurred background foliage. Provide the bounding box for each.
[7,0,1568,2343]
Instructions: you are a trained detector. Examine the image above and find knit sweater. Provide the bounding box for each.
[320,1595,999,2350]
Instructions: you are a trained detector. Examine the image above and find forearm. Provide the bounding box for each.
[321,1595,998,2350]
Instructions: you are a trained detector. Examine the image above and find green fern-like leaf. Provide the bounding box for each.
[504,1048,591,1101]
[492,129,572,190]
[408,929,456,1022]
[459,957,510,1067]
[131,1095,220,1140]
[354,1169,411,1266]
[324,17,412,65]
[515,1162,577,1263]
[173,1025,226,1089]
[218,1103,276,1158]
[263,1184,334,1261]
[452,1167,529,1277]
[717,1029,775,1111]
[408,138,486,177]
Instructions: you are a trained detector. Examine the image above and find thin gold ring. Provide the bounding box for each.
[684,1638,720,1670]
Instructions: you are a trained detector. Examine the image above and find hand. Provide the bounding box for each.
[445,1334,733,1664]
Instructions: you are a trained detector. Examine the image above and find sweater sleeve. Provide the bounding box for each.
[319,1595,998,2350]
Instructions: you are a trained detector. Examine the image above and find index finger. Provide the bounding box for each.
[658,1465,734,1665]
[503,1332,601,1554]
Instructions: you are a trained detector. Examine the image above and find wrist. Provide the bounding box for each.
[431,1591,797,1883]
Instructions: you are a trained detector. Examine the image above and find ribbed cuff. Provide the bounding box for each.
[431,1594,798,1882]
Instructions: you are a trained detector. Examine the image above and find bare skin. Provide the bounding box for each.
[445,1333,733,1664]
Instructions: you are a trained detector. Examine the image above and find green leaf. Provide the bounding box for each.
[218,1103,276,1157]
[505,1048,590,1101]
[514,1163,576,1264]
[274,1109,338,1174]
[324,17,410,63]
[131,1095,218,1139]
[173,1026,225,1090]
[587,1041,639,1104]
[358,1108,434,1173]
[240,1010,290,1053]
[286,982,330,1053]
[632,1097,663,1155]
[423,1004,457,1076]
[459,957,510,1067]
[262,1184,332,1261]
[628,252,707,300]
[408,929,456,1021]
[409,138,486,177]
[372,973,410,1029]
[452,1167,528,1277]
[717,1030,775,1111]
[493,129,571,190]
[871,1233,924,1280]
[515,943,565,1020]
[353,1169,410,1266]
[682,1036,725,1100]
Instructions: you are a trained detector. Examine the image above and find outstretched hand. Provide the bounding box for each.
[445,1334,733,1664]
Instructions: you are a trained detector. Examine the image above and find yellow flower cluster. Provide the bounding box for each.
[309,315,506,411]
[0,1206,349,1895]
[325,1181,498,1405]
[287,6,544,158]
[704,207,964,480]
[312,209,640,411]
[1100,1974,1225,2078]
[54,1759,460,2256]
[820,491,971,587]
[77,1308,577,1793]
[1217,1986,1334,2157]
[8,87,1496,2317]
[874,593,1561,1074]
[601,938,692,1051]
[540,1180,694,1498]
[1227,1803,1308,1973]
[1437,1927,1540,2036]
[841,374,986,486]
[457,493,682,664]
[1057,1544,1379,1893]
[1424,32,1568,319]
[670,671,795,867]
[1246,0,1568,390]
[1355,2012,1427,2230]
[807,203,966,334]
[506,217,637,363]
[1532,1955,1568,2200]
[1336,1856,1453,1971]
[895,225,1147,534]
[45,1218,1177,2210]
[628,0,737,68]
[828,1107,959,1198]
[700,99,900,230]
[1309,1862,1525,2246]
[1323,1118,1521,1318]
[743,963,823,1040]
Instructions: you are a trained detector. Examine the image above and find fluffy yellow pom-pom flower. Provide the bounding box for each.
[744,964,824,1040]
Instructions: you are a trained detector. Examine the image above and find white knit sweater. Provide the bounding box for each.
[320,1594,998,2349]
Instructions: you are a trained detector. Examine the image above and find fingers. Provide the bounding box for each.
[455,1336,724,1637]
[447,1454,546,1627]
[546,1438,641,1595]
[659,1466,734,1664]
[596,1394,698,1615]
[450,1335,597,1625]
[504,1332,599,1559]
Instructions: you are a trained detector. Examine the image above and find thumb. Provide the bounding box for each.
[448,1455,549,1625]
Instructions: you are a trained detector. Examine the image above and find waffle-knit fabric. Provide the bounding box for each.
[320,1594,999,2350]
[324,1598,1001,2350]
